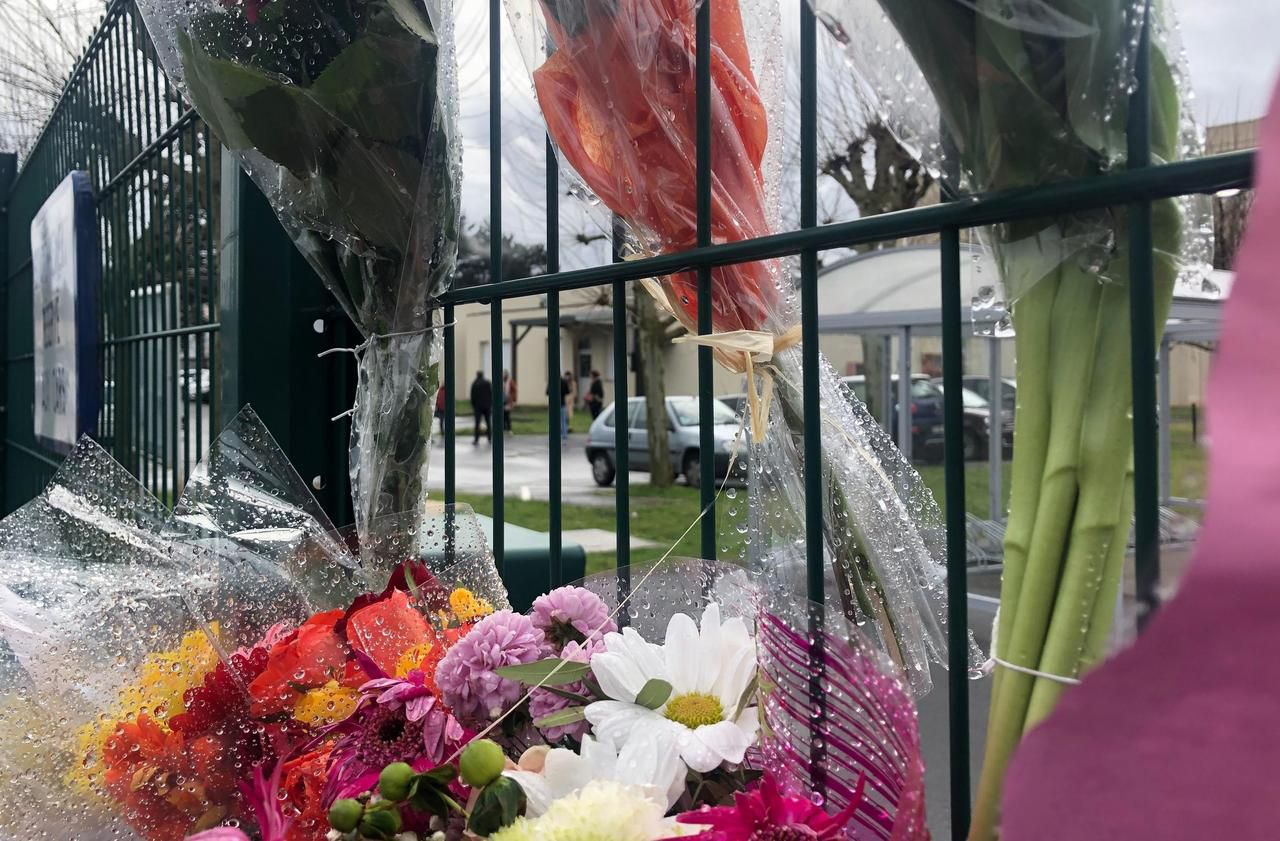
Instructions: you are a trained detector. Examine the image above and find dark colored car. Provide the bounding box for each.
[962,375,1017,414]
[838,374,946,457]
[931,380,1015,460]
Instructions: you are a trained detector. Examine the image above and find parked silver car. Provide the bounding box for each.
[585,396,743,487]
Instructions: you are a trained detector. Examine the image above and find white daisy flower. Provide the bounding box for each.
[502,733,686,817]
[584,603,759,774]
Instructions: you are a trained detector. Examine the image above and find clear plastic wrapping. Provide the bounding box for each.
[575,558,928,837]
[0,409,508,840]
[136,0,462,542]
[504,0,955,692]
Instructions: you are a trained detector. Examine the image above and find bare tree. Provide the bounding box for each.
[0,0,101,156]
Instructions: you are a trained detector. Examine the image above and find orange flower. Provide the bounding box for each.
[248,609,349,717]
[100,715,241,841]
[346,589,436,677]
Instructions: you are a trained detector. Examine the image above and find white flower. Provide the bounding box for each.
[488,780,699,841]
[585,603,759,774]
[503,734,686,817]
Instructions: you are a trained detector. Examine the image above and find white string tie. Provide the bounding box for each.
[980,605,1082,686]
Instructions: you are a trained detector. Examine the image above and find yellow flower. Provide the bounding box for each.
[66,625,221,794]
[449,588,494,623]
[293,680,360,727]
[395,641,435,678]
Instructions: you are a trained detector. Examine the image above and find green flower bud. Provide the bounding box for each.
[379,761,415,802]
[359,806,403,839]
[459,738,506,787]
[328,798,364,833]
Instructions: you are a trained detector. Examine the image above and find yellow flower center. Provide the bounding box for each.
[663,692,724,729]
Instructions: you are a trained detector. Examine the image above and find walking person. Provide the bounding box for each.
[434,384,447,436]
[469,370,492,444]
[502,370,517,432]
[585,370,605,420]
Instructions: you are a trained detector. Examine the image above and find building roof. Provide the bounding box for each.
[816,243,1228,338]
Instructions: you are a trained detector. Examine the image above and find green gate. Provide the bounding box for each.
[1,0,354,519]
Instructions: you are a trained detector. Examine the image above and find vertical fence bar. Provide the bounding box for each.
[989,337,1003,521]
[488,0,504,571]
[1128,10,1160,627]
[897,327,912,461]
[798,0,826,799]
[940,226,971,839]
[546,136,562,585]
[444,303,456,505]
[613,275,630,608]
[694,0,715,557]
[1157,338,1171,505]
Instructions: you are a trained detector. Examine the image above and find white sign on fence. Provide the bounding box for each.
[30,171,100,453]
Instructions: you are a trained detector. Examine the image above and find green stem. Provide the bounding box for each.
[1024,216,1180,726]
[970,259,1105,841]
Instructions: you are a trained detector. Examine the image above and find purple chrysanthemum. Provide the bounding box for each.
[325,670,468,803]
[530,586,617,649]
[529,638,602,742]
[435,610,548,723]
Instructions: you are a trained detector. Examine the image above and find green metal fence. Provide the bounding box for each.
[2,0,221,509]
[0,0,1259,838]
[2,0,356,519]
[434,2,1255,838]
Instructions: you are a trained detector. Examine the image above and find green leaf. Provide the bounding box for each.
[731,674,758,720]
[532,706,586,729]
[536,684,594,705]
[495,658,591,687]
[467,777,527,836]
[634,678,673,710]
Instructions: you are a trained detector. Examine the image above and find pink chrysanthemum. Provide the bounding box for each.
[435,611,548,723]
[530,586,617,649]
[529,639,603,742]
[674,772,865,841]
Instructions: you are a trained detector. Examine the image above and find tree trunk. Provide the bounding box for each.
[862,334,889,431]
[635,291,674,486]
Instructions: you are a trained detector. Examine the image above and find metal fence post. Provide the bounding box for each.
[217,153,355,524]
[0,153,16,512]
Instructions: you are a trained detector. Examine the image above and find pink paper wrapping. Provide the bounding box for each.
[999,79,1280,841]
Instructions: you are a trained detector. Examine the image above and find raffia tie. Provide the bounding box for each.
[671,325,801,444]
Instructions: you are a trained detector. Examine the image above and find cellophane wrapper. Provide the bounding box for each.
[806,0,1212,311]
[576,558,928,837]
[136,0,462,545]
[0,408,508,840]
[504,0,953,693]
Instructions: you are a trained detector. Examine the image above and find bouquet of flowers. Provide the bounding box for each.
[0,411,928,840]
[502,0,957,695]
[136,0,462,542]
[803,0,1202,834]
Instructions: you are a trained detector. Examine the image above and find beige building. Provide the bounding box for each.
[452,241,1223,411]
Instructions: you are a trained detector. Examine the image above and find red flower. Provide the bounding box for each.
[170,645,270,737]
[674,773,865,841]
[248,610,351,716]
[100,715,242,841]
[533,0,778,335]
[279,747,334,841]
